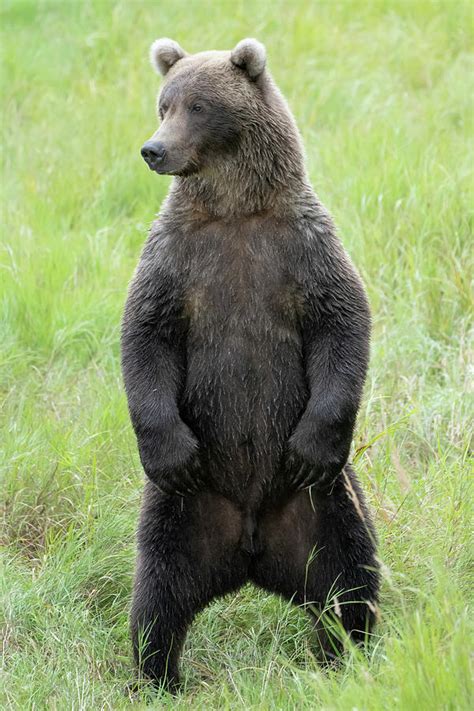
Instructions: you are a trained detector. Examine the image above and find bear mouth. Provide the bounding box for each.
[153,164,199,178]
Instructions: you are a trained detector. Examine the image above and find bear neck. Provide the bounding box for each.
[171,103,309,219]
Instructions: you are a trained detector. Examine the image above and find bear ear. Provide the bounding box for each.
[149,38,186,76]
[230,38,266,79]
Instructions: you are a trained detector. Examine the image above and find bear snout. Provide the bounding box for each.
[141,140,167,170]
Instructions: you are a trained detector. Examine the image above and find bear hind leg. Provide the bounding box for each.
[131,484,248,690]
[250,466,380,661]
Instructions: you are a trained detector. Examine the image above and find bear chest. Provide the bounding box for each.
[183,249,304,340]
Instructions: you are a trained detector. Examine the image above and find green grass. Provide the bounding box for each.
[1,0,473,708]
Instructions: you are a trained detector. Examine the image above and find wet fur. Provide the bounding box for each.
[122,40,380,689]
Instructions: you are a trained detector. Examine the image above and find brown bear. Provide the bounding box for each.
[121,37,379,690]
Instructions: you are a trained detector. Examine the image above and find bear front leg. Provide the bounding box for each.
[288,260,371,492]
[121,255,204,496]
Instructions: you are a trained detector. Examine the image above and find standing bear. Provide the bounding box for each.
[122,37,380,689]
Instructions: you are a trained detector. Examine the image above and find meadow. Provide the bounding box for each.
[1,0,473,708]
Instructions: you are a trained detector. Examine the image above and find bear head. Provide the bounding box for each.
[140,37,304,190]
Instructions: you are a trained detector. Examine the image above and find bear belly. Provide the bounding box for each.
[180,330,308,502]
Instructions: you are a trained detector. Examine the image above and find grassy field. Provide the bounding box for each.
[1,0,473,708]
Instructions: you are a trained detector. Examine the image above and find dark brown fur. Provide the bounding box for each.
[122,39,380,690]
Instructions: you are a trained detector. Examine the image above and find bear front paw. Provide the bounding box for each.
[148,453,204,497]
[287,418,350,491]
[285,449,336,492]
[137,420,203,496]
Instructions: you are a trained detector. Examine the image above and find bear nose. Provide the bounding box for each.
[141,141,166,168]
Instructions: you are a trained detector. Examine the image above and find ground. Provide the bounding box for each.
[1,1,472,709]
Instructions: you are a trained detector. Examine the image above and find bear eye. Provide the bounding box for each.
[191,103,202,113]
[159,104,168,120]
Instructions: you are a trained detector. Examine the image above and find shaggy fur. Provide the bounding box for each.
[122,38,380,690]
